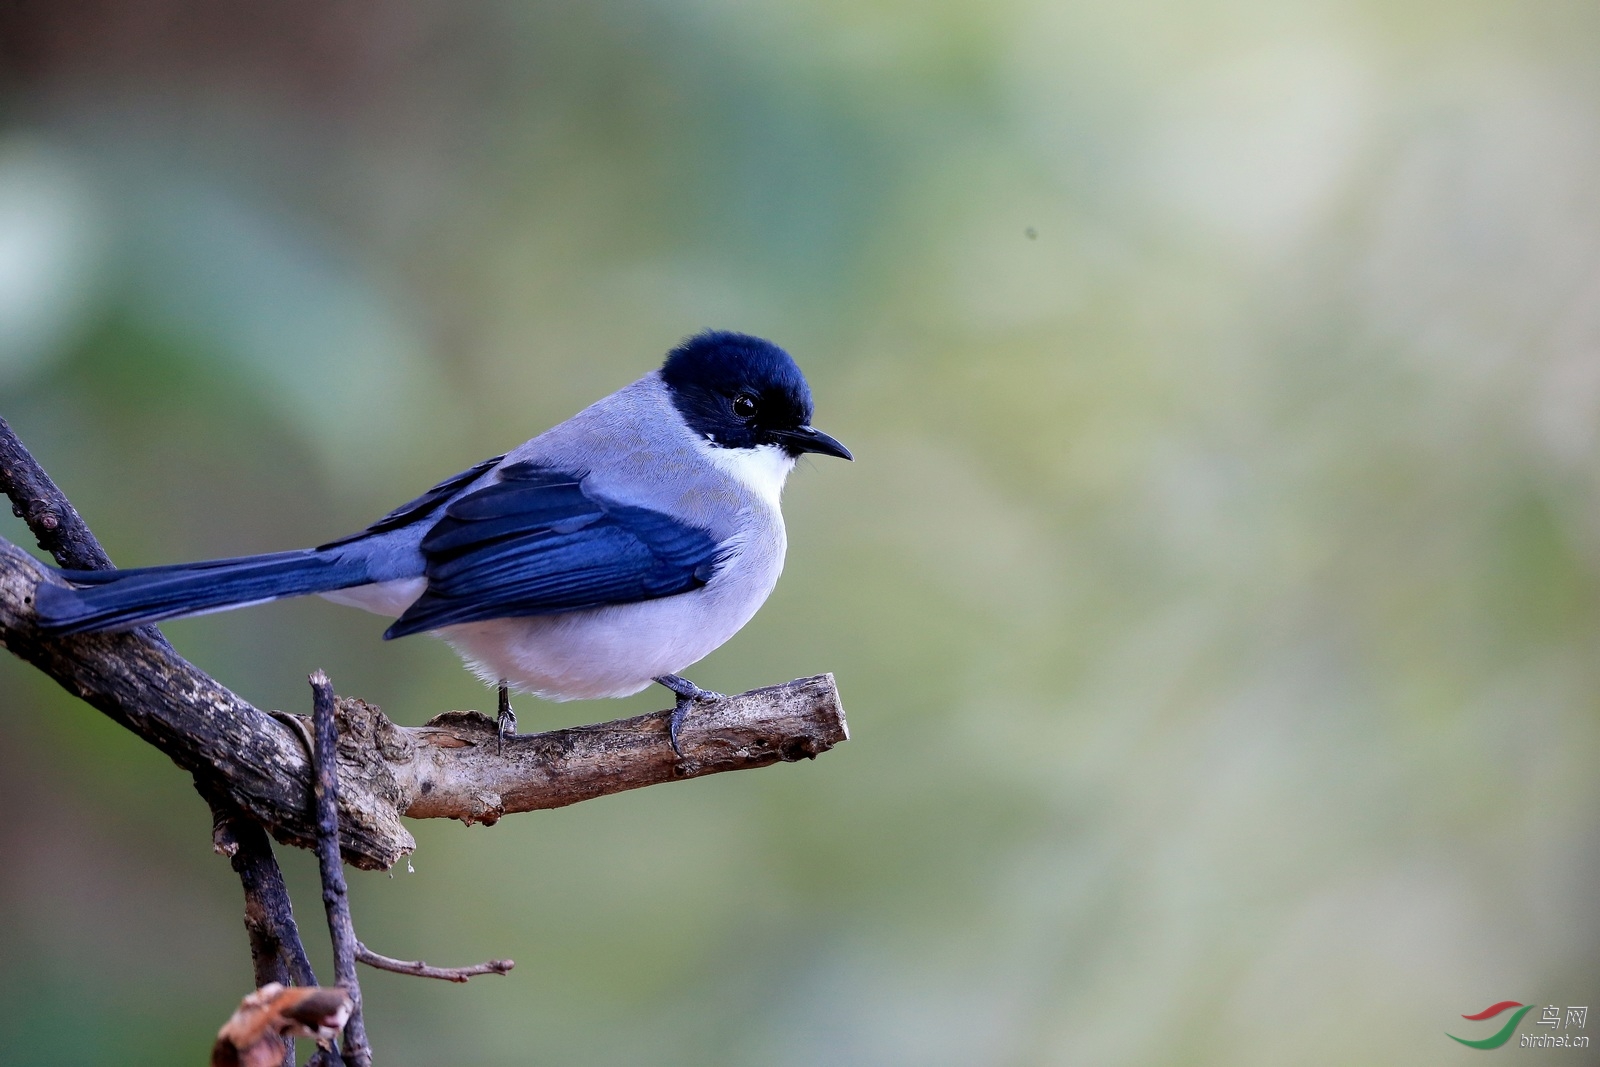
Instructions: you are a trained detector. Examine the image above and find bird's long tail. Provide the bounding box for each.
[32,549,371,636]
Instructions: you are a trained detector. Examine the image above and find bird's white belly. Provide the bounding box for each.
[436,528,784,701]
[319,569,773,700]
[436,586,763,700]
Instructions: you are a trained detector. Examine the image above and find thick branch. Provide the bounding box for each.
[1,532,847,858]
[0,416,403,862]
[0,417,172,656]
[375,675,848,825]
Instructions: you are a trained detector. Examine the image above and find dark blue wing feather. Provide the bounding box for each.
[383,462,722,638]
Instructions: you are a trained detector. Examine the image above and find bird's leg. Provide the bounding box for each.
[654,674,725,757]
[496,682,516,751]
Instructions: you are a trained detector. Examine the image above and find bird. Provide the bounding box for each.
[32,330,852,751]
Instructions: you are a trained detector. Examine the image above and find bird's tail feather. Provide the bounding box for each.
[32,549,370,635]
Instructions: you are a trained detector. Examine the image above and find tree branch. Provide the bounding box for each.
[0,421,847,877]
[355,943,513,984]
[0,535,848,865]
[376,675,848,825]
[210,801,318,1067]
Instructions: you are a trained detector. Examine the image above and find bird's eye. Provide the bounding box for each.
[732,394,758,418]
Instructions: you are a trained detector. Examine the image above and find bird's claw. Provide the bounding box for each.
[655,674,724,757]
[496,683,516,753]
[668,700,693,757]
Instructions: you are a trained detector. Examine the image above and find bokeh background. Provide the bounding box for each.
[1,1,1597,1064]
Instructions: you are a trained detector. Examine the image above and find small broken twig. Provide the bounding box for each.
[311,671,371,1067]
[355,942,514,984]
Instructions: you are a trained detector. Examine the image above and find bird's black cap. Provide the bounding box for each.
[660,331,851,460]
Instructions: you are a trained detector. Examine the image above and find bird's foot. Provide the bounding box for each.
[496,682,517,752]
[654,674,725,757]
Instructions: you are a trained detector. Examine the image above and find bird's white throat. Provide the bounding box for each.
[698,441,795,509]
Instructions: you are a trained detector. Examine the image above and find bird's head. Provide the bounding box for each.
[659,331,853,461]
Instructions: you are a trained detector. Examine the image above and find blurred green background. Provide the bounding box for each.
[1,1,1598,1064]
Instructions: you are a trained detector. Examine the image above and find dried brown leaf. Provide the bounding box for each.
[212,983,352,1067]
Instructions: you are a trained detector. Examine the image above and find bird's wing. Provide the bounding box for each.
[382,460,722,638]
[317,454,507,549]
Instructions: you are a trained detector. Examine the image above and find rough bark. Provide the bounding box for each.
[210,802,317,1067]
[386,674,848,823]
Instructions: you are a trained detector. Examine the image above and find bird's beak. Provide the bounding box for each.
[774,425,853,461]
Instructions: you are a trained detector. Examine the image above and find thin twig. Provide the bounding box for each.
[311,671,371,1067]
[356,941,514,984]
